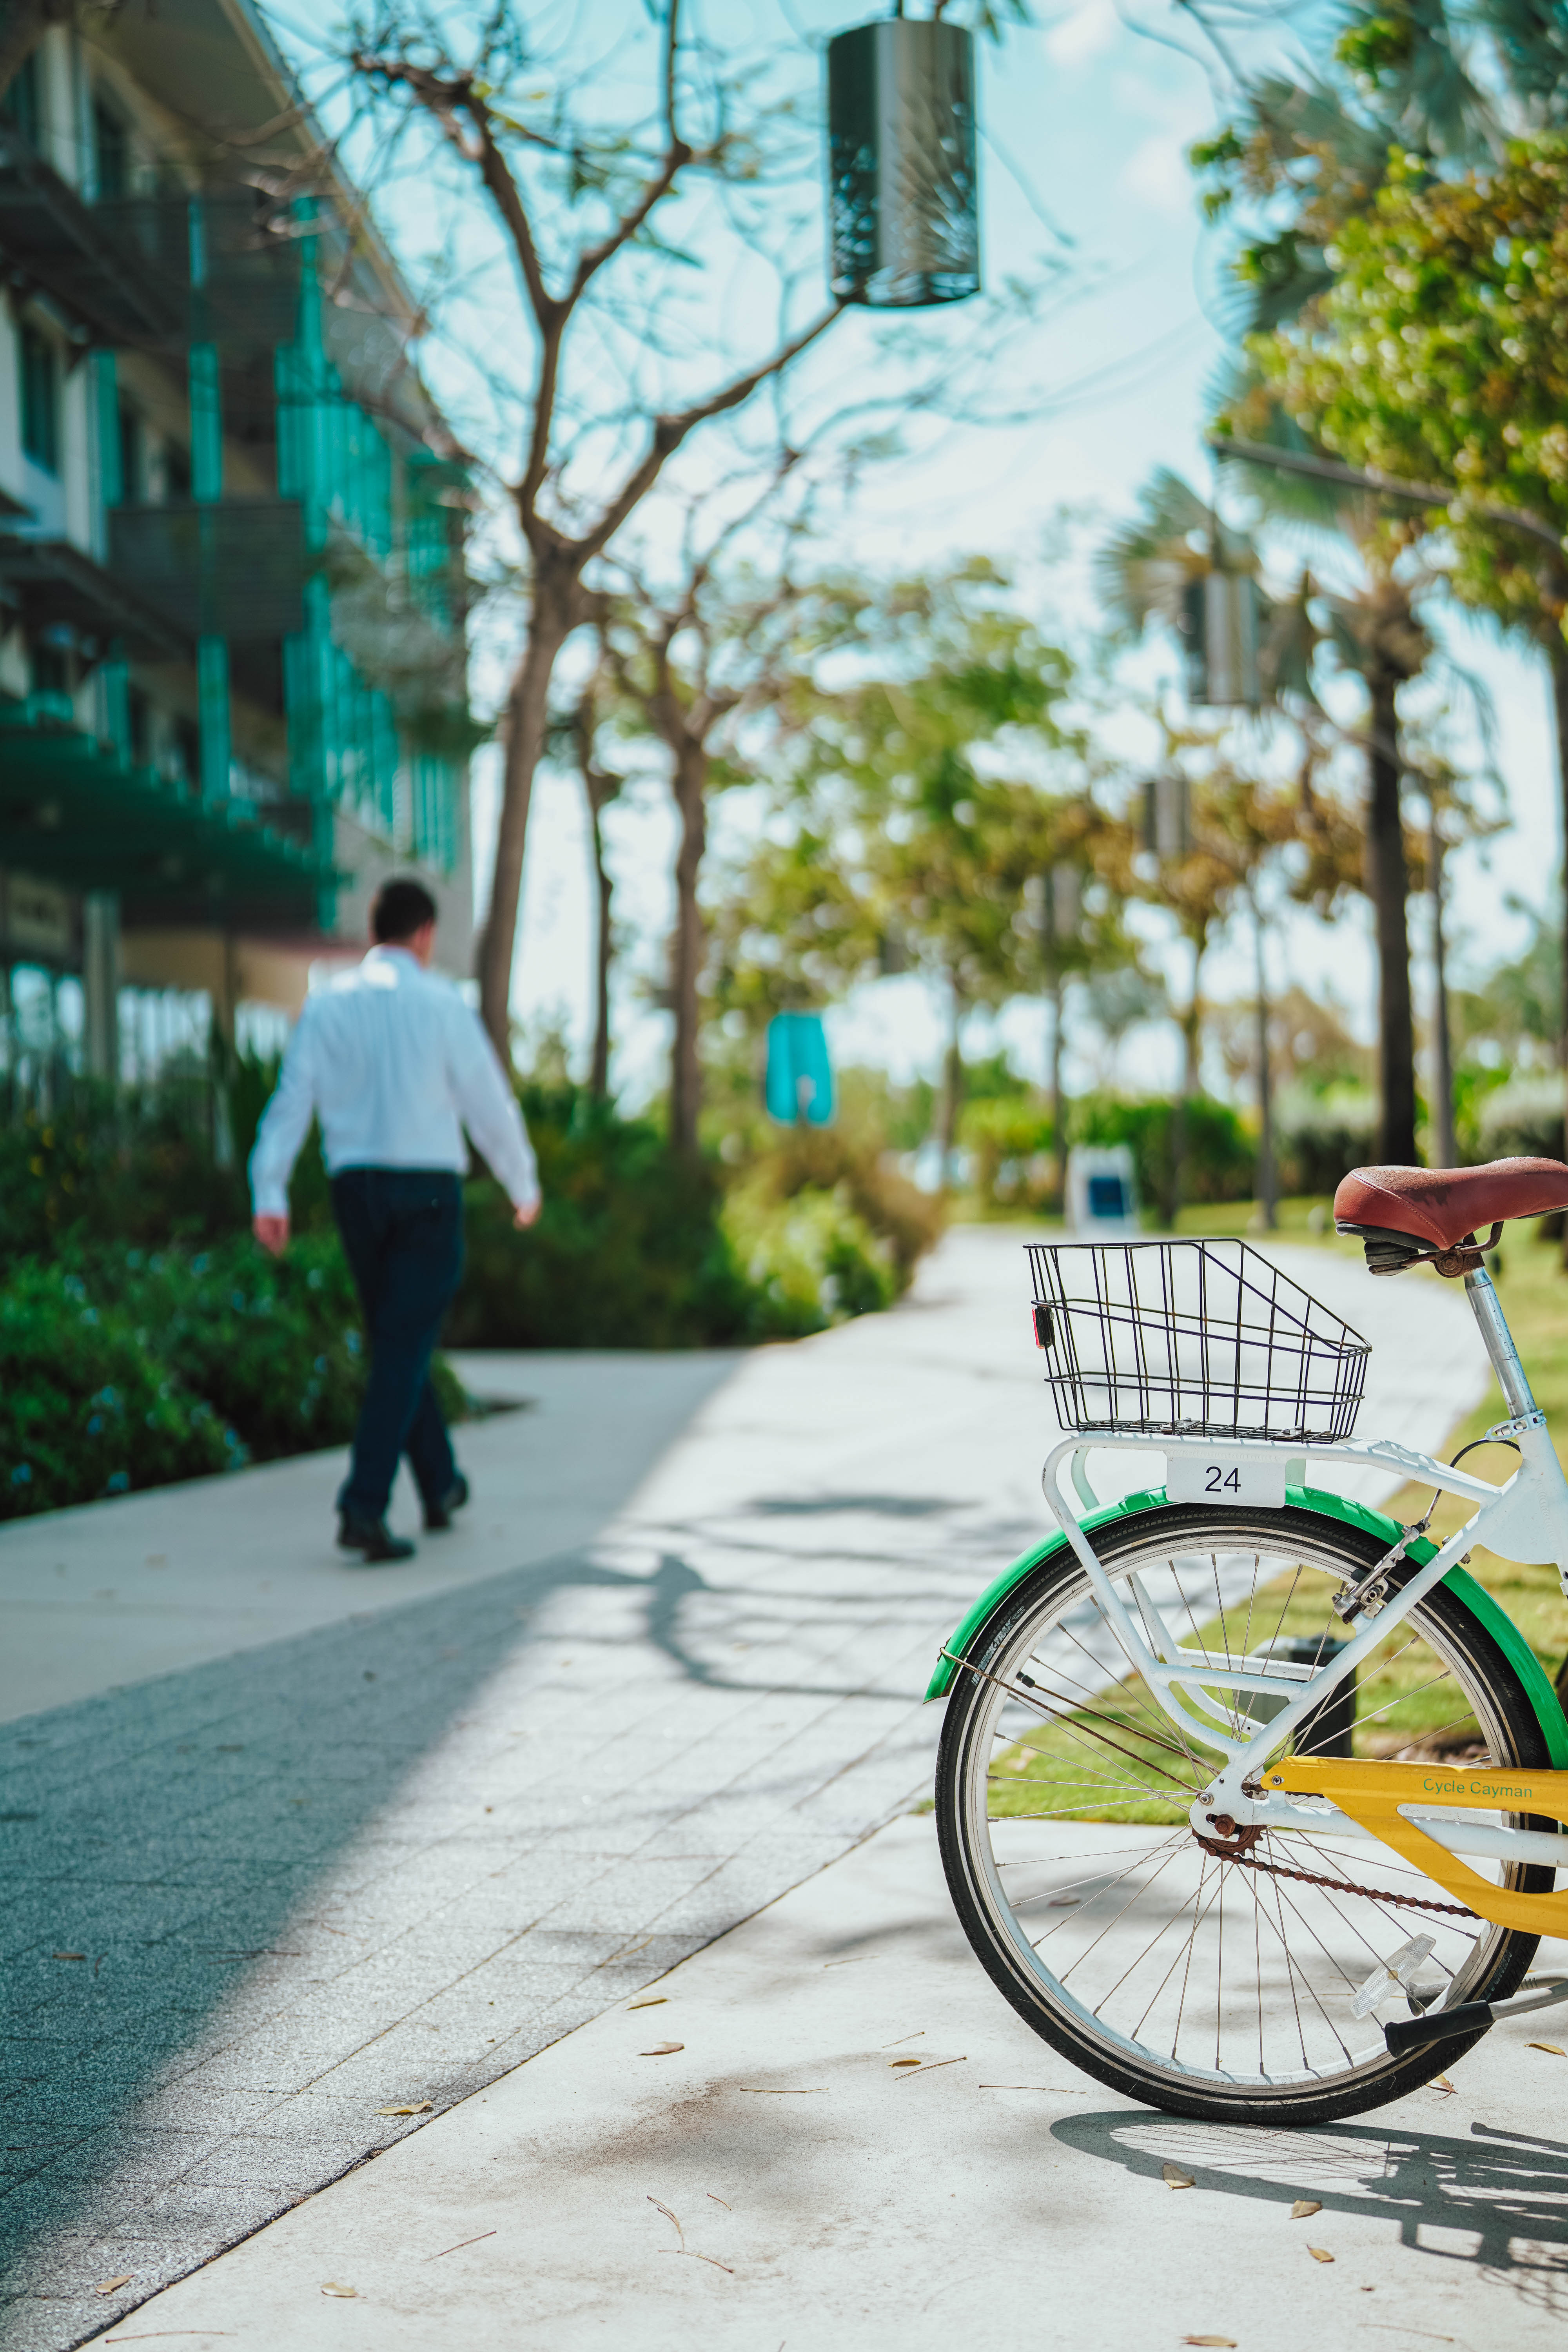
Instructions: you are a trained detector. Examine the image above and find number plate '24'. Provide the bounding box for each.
[1163,1452,1287,1509]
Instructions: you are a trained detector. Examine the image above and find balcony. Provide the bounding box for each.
[107,499,307,641]
[0,132,298,355]
[0,695,332,920]
[0,532,185,661]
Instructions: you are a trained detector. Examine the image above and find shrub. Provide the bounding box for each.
[1273,1087,1379,1196]
[0,1263,239,1519]
[64,1236,464,1461]
[447,1086,755,1347]
[722,1178,899,1336]
[449,1089,944,1347]
[1072,1094,1256,1210]
[0,1237,470,1520]
[737,1121,944,1285]
[959,1096,1056,1212]
[1477,1073,1564,1161]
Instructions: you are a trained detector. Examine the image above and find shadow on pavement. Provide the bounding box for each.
[1055,2107,1568,2270]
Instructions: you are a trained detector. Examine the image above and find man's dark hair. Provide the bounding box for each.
[372,878,437,944]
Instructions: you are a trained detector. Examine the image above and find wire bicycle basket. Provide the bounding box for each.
[1025,1239,1370,1443]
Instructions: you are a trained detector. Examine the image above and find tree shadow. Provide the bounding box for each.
[1054,2107,1568,2276]
[0,1510,932,2348]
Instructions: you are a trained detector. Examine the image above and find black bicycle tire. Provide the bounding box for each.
[935,1502,1553,2128]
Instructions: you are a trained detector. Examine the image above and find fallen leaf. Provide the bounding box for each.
[628,1997,667,2010]
[648,2196,683,2250]
[889,2058,922,2069]
[376,2101,433,2116]
[641,2042,685,2056]
[707,2193,731,2209]
[428,2230,496,2260]
[882,2031,925,2049]
[53,1951,85,1962]
[1308,2246,1335,2263]
[1047,1895,1081,1908]
[94,2275,134,2294]
[660,2248,735,2273]
[1163,2163,1195,2189]
[1529,2042,1565,2056]
[1180,2337,1236,2347]
[1428,2074,1456,2095]
[1290,2200,1322,2220]
[977,2085,1089,2093]
[895,2054,966,2078]
[735,2086,828,2093]
[321,2282,358,2298]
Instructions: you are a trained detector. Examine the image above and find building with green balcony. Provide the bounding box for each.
[0,0,473,1102]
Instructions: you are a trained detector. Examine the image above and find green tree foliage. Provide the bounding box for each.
[710,564,1122,1167]
[1245,140,1568,629]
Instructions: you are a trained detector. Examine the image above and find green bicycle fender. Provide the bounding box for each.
[923,1483,1568,1767]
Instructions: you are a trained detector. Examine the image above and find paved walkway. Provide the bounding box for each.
[83,1811,1568,2352]
[0,1232,1497,2350]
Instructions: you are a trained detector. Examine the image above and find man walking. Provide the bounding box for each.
[249,878,540,1562]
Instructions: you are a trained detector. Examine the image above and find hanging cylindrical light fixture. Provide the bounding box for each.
[1180,572,1262,710]
[826,15,980,308]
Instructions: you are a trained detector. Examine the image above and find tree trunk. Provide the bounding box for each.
[1252,896,1276,1230]
[588,800,613,1100]
[1366,669,1417,1165]
[1047,973,1065,1209]
[1427,803,1457,1171]
[476,572,579,1058]
[941,977,965,1188]
[1166,935,1204,1229]
[668,739,708,1157]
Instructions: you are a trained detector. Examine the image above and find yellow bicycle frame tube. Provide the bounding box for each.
[1266,1757,1568,1936]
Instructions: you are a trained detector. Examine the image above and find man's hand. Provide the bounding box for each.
[513,1199,542,1230]
[253,1213,290,1258]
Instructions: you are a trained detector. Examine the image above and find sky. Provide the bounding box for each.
[281,0,1562,1109]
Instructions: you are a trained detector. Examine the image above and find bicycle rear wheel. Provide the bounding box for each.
[935,1503,1552,2127]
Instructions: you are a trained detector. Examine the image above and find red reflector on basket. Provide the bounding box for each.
[1032,1303,1054,1350]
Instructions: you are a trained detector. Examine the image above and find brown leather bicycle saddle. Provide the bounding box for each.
[1334,1157,1568,1275]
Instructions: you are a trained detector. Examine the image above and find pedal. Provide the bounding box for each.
[1384,1972,1568,2057]
[1348,1933,1437,2018]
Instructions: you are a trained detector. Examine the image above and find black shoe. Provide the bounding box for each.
[423,1472,470,1533]
[338,1514,416,1562]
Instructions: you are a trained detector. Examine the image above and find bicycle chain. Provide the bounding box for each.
[1194,1835,1477,1919]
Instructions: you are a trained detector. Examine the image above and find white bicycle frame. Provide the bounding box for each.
[1037,1267,1568,1871]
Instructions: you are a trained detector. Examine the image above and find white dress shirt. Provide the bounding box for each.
[248,947,540,1217]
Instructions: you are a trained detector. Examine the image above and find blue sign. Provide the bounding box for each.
[765,1012,835,1126]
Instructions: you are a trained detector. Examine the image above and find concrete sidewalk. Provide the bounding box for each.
[0,1230,1502,2350]
[81,1809,1568,2352]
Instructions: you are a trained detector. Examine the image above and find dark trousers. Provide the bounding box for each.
[331,1167,464,1523]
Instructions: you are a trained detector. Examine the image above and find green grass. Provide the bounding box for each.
[1378,1223,1568,1684]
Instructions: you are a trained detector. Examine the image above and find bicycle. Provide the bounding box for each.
[931,1156,1568,2127]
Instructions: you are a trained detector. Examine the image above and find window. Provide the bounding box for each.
[117,399,142,503]
[2,57,39,148]
[93,100,127,200]
[164,440,191,501]
[127,685,151,766]
[19,325,60,474]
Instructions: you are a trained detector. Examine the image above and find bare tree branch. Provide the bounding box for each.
[582,304,841,561]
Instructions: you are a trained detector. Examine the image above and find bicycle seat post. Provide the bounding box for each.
[1463,1267,1538,1420]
